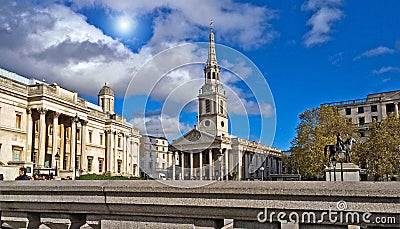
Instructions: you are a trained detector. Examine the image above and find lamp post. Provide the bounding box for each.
[55,152,60,176]
[332,157,337,182]
[338,151,345,182]
[73,114,80,180]
[260,166,265,181]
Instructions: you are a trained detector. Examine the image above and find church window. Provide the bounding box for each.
[212,72,215,79]
[220,100,223,114]
[207,72,210,79]
[206,99,210,113]
[204,120,210,127]
[221,121,225,127]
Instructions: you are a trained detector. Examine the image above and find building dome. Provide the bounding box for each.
[98,82,114,97]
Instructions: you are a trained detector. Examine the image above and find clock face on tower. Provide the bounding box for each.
[205,85,211,92]
[218,85,223,92]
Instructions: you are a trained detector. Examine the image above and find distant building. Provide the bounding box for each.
[323,90,400,138]
[169,22,282,181]
[0,68,140,179]
[139,135,178,178]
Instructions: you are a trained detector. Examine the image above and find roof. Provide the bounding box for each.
[98,82,114,96]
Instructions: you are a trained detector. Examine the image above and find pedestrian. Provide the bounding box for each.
[15,167,30,180]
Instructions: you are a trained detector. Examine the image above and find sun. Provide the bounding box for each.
[117,16,135,34]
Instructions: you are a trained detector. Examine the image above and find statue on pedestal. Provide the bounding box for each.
[324,134,357,165]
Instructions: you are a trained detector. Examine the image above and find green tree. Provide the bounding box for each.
[353,114,400,180]
[290,106,356,178]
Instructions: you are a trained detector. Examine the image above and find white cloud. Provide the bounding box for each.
[354,46,395,60]
[372,66,400,75]
[70,0,278,50]
[0,1,145,96]
[302,0,344,47]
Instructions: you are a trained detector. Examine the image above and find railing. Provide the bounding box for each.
[323,97,382,107]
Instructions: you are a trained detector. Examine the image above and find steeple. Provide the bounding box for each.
[204,19,221,82]
[207,19,218,67]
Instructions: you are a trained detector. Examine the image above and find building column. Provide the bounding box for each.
[25,108,33,162]
[172,152,176,180]
[59,123,65,170]
[51,112,60,169]
[80,120,87,173]
[238,150,243,180]
[38,107,47,168]
[123,134,127,174]
[395,102,399,118]
[70,117,77,180]
[106,130,112,173]
[225,149,229,180]
[190,152,194,179]
[181,152,185,180]
[208,149,213,180]
[114,132,118,173]
[199,151,203,180]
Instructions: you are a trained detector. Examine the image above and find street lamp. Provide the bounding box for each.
[55,152,60,176]
[332,157,337,182]
[260,166,265,181]
[338,151,345,182]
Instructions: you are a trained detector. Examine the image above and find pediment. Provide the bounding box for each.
[386,91,400,100]
[170,129,220,150]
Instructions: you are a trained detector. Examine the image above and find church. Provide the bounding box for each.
[169,23,282,181]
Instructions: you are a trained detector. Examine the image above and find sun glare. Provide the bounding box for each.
[117,16,135,34]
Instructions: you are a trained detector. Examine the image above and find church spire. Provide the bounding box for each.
[206,19,218,67]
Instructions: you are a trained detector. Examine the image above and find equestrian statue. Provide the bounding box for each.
[324,133,357,165]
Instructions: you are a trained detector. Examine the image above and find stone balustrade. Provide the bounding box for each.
[0,181,399,229]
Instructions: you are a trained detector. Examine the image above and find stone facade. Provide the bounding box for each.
[0,68,140,179]
[170,22,282,181]
[140,135,178,178]
[323,90,400,138]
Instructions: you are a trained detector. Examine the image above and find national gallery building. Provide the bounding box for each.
[0,69,140,179]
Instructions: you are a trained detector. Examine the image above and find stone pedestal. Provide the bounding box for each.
[325,163,360,182]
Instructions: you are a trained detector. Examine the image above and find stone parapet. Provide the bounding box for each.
[0,181,399,228]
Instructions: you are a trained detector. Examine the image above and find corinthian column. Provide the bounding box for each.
[38,107,47,168]
[52,112,60,169]
[25,108,33,162]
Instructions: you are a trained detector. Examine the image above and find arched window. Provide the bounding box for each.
[220,100,224,114]
[212,72,215,79]
[206,99,211,113]
[207,72,210,79]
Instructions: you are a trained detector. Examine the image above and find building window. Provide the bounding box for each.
[386,103,395,115]
[220,100,223,114]
[76,155,80,170]
[117,160,122,173]
[358,107,364,114]
[371,105,378,112]
[88,131,92,143]
[100,134,103,145]
[372,116,378,122]
[162,154,165,159]
[359,117,365,125]
[87,157,93,172]
[162,163,165,169]
[149,162,152,169]
[345,108,351,115]
[359,131,365,137]
[156,146,158,151]
[12,146,22,161]
[32,151,37,167]
[15,114,22,129]
[348,118,352,123]
[118,137,121,148]
[98,158,104,173]
[206,99,211,113]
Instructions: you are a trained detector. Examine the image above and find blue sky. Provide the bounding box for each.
[0,1,399,150]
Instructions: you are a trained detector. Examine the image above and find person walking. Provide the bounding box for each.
[15,167,30,180]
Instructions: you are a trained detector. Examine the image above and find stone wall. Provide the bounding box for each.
[0,181,399,228]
